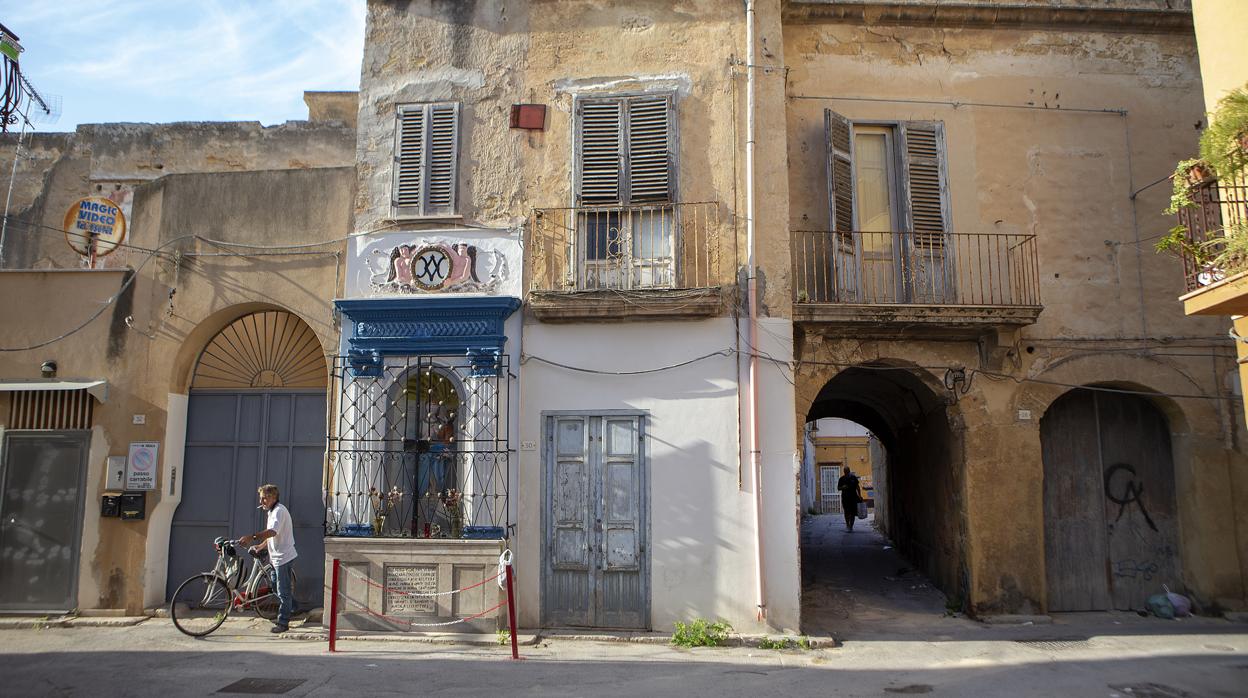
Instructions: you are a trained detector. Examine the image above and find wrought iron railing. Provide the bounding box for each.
[528,201,732,292]
[1174,175,1248,292]
[326,354,512,539]
[792,230,1041,306]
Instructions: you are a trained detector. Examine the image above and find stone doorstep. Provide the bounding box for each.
[144,607,323,622]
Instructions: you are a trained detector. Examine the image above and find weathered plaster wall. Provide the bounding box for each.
[784,10,1246,613]
[0,109,355,270]
[0,166,353,612]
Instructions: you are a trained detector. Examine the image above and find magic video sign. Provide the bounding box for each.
[63,196,127,258]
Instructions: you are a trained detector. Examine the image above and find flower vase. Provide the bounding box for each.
[450,512,463,538]
[372,515,386,536]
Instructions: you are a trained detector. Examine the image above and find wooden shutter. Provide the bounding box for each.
[825,109,854,233]
[900,121,950,248]
[426,103,459,215]
[577,100,623,205]
[392,102,459,216]
[626,96,672,203]
[394,105,426,209]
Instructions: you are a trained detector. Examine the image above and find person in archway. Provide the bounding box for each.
[837,467,863,532]
[240,484,298,633]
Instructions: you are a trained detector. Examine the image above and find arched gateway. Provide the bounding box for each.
[165,310,328,606]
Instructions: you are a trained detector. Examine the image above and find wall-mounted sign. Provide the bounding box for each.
[64,196,127,258]
[125,441,159,491]
[348,231,522,299]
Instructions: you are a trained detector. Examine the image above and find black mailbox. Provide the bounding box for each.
[100,495,120,518]
[119,492,145,521]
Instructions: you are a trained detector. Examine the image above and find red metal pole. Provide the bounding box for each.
[328,558,340,653]
[504,561,519,660]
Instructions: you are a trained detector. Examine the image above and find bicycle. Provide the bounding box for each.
[169,537,298,637]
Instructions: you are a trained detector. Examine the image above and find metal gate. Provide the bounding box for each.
[819,464,842,514]
[542,414,648,629]
[0,432,90,612]
[1041,390,1181,611]
[166,391,325,606]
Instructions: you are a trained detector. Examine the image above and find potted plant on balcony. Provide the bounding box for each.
[1199,85,1248,181]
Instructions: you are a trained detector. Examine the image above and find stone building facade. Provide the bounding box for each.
[0,1,1243,630]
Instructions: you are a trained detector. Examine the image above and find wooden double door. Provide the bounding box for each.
[1041,391,1181,611]
[542,414,648,629]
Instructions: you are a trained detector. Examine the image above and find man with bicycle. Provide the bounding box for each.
[239,484,297,633]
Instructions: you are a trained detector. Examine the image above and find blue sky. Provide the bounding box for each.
[3,1,365,131]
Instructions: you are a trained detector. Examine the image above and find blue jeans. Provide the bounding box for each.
[275,562,296,626]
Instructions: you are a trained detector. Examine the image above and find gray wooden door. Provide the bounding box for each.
[542,415,647,629]
[167,391,325,606]
[0,432,90,612]
[1042,391,1181,612]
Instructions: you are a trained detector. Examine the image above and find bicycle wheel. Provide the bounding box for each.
[170,573,232,637]
[253,566,298,621]
[252,564,278,620]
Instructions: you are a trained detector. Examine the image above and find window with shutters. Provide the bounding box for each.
[824,111,951,246]
[392,102,460,218]
[823,110,955,303]
[572,94,677,289]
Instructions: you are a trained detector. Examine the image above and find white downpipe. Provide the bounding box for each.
[744,0,766,623]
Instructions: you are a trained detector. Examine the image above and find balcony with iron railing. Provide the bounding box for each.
[1172,174,1248,315]
[527,201,735,321]
[792,230,1043,337]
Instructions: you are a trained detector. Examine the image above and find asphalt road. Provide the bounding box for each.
[0,618,1245,697]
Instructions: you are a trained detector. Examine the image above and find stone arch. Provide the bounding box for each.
[168,302,333,395]
[798,357,968,603]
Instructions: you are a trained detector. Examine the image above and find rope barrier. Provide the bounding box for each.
[341,565,500,598]
[339,594,507,628]
[328,549,519,659]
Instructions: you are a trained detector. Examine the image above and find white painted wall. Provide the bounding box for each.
[516,316,798,633]
[813,418,871,438]
[142,393,187,610]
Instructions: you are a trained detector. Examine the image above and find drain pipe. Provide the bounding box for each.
[744,0,766,623]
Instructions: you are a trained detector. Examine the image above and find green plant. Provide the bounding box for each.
[1200,85,1248,182]
[496,629,511,645]
[757,636,793,650]
[671,618,732,647]
[797,635,813,650]
[1207,220,1248,277]
[1164,159,1209,216]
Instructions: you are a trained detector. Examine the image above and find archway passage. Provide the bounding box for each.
[1041,388,1181,612]
[166,310,327,608]
[800,364,969,636]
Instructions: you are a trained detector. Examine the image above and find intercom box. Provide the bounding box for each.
[119,492,145,521]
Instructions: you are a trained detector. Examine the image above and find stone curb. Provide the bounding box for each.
[0,616,150,629]
[978,615,1054,626]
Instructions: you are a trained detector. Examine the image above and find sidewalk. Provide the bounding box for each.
[0,616,1244,697]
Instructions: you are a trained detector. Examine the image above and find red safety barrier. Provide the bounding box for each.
[328,558,340,653]
[505,557,519,660]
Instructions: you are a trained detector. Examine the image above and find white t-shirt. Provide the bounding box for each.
[265,502,298,567]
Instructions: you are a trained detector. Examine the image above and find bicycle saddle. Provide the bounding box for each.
[214,536,238,557]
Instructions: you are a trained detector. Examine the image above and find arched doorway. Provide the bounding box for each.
[1041,388,1181,611]
[800,363,967,633]
[166,310,327,606]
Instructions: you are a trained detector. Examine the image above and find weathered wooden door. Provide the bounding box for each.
[542,414,648,629]
[1042,391,1181,611]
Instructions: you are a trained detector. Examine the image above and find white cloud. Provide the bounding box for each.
[5,0,365,128]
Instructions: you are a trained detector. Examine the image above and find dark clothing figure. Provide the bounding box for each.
[838,471,862,531]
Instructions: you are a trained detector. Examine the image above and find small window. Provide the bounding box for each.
[393,102,460,218]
